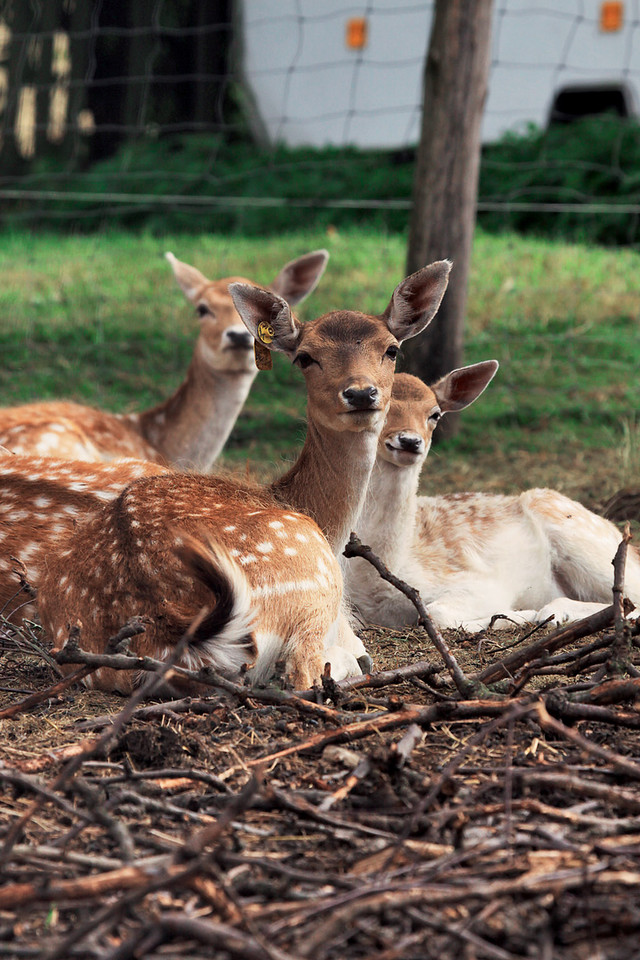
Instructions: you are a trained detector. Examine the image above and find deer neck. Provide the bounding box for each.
[132,345,256,471]
[270,415,379,556]
[357,456,421,569]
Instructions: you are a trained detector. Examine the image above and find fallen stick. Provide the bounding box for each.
[0,612,204,868]
[343,534,474,697]
[474,604,619,686]
[0,665,95,721]
[608,522,633,675]
[245,698,515,768]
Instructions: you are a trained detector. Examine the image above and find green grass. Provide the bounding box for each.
[0,226,638,508]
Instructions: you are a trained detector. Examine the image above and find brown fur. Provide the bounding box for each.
[0,251,328,470]
[1,261,452,692]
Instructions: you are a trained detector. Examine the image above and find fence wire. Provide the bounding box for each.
[1,1,640,236]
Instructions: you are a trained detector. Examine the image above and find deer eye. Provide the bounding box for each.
[429,408,442,424]
[295,352,317,370]
[385,344,399,361]
[196,303,211,318]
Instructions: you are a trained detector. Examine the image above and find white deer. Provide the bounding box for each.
[1,262,452,692]
[0,250,328,470]
[347,369,640,631]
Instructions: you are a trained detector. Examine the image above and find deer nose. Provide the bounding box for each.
[398,433,423,453]
[342,385,379,410]
[226,329,253,350]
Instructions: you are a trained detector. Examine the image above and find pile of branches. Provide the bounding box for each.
[1,534,640,958]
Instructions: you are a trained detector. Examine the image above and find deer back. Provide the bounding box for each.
[37,472,353,693]
[0,454,168,621]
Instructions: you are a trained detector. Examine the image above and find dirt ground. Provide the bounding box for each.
[2,610,640,960]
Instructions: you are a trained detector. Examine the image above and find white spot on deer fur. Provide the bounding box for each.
[295,533,308,543]
[224,525,236,532]
[34,496,51,508]
[240,554,257,565]
[269,520,284,529]
[11,509,29,521]
[253,579,317,597]
[62,505,79,515]
[312,531,324,543]
[256,542,273,554]
[283,514,299,522]
[239,533,247,541]
[284,547,297,557]
[230,549,240,557]
[318,557,328,573]
[247,511,262,517]
[276,530,288,539]
[316,573,329,588]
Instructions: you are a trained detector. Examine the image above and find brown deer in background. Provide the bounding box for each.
[0,250,328,470]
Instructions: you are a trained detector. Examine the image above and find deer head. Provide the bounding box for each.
[228,260,453,551]
[230,260,451,430]
[379,362,499,468]
[165,249,329,376]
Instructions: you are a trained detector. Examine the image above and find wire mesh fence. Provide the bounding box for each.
[2,1,640,239]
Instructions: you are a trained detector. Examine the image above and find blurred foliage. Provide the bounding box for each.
[3,115,640,244]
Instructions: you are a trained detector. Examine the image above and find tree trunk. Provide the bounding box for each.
[403,0,494,438]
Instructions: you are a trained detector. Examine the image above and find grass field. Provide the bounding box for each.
[0,226,638,510]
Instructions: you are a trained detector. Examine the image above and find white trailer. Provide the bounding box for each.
[240,1,640,147]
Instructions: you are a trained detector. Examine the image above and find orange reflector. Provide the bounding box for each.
[600,1,624,31]
[346,17,368,50]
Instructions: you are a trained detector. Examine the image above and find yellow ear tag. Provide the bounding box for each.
[257,321,275,344]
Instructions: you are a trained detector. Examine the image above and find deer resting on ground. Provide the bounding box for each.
[1,261,452,692]
[347,368,640,631]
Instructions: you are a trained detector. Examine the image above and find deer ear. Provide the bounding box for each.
[433,360,499,413]
[229,282,302,355]
[384,260,452,342]
[165,252,209,302]
[269,249,329,306]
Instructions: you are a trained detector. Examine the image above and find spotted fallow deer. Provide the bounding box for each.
[346,369,640,631]
[0,453,170,624]
[0,250,329,470]
[2,262,452,692]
